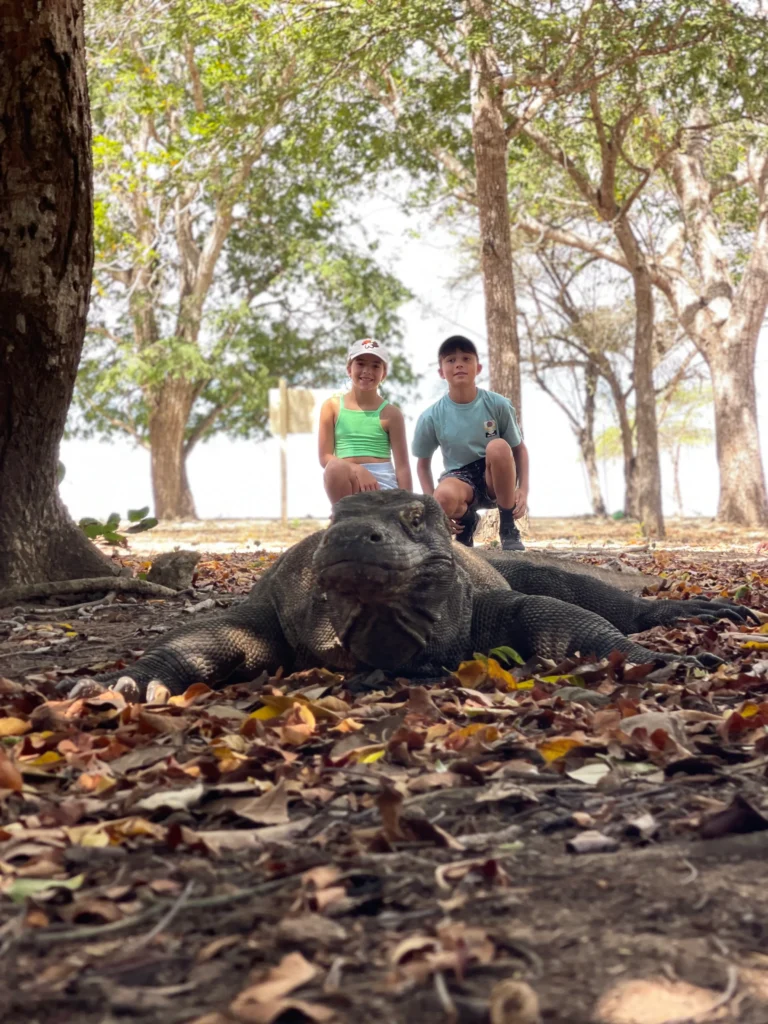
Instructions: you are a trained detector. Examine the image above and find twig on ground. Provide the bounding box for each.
[434,971,458,1022]
[130,880,194,949]
[664,965,738,1024]
[29,593,117,614]
[679,859,699,885]
[21,873,303,947]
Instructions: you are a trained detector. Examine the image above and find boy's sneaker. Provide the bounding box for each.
[455,510,479,547]
[499,508,525,551]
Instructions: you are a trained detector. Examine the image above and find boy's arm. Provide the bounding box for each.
[417,457,435,495]
[318,398,337,469]
[512,441,529,517]
[387,407,413,490]
[411,409,438,496]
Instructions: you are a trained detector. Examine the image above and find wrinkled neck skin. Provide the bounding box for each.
[325,562,470,671]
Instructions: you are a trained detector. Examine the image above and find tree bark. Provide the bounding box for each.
[469,50,521,413]
[581,364,607,517]
[614,220,665,537]
[662,131,768,526]
[708,343,767,524]
[148,378,198,520]
[0,0,119,585]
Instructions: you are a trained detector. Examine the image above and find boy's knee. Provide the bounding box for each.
[434,482,466,518]
[486,438,512,462]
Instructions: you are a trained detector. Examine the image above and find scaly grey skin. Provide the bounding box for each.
[481,554,758,634]
[77,491,755,702]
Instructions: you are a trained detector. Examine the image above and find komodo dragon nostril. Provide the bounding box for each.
[369,531,383,543]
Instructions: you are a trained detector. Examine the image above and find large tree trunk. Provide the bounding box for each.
[469,50,521,413]
[148,378,198,520]
[708,343,768,525]
[614,221,665,537]
[663,124,768,526]
[0,0,119,586]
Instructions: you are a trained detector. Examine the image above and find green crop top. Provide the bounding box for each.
[334,396,391,459]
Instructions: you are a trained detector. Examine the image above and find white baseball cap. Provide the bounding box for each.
[347,337,389,368]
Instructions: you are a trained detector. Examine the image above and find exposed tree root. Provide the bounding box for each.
[0,576,178,606]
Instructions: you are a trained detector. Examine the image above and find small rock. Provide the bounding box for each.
[146,550,201,591]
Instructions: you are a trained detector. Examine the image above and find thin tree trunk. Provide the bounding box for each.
[672,446,684,517]
[148,378,198,520]
[604,376,637,517]
[708,345,768,525]
[614,220,664,537]
[578,429,608,517]
[469,50,521,413]
[0,0,119,585]
[582,364,607,516]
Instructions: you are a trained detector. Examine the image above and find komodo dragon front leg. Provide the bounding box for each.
[472,590,721,668]
[70,596,292,701]
[484,558,758,634]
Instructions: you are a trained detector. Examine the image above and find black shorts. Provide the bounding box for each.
[439,457,496,511]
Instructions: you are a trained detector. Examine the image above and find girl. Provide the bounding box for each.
[318,338,412,503]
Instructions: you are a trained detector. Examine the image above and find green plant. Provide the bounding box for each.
[79,507,158,546]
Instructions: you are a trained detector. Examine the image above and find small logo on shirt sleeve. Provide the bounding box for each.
[484,419,498,438]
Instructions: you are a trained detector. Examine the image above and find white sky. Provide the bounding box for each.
[59,199,768,523]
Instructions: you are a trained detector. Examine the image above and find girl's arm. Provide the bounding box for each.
[318,398,338,469]
[386,406,413,490]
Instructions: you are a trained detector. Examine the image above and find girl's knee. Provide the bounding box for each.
[324,460,357,501]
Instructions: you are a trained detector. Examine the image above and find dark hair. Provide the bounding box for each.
[438,335,479,363]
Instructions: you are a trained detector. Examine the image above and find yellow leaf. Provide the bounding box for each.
[359,749,386,764]
[454,660,488,687]
[349,744,387,763]
[507,678,535,691]
[538,737,583,762]
[485,658,517,688]
[739,702,760,718]
[0,718,31,738]
[540,675,579,685]
[758,623,768,634]
[25,751,62,766]
[742,641,768,650]
[450,723,501,743]
[249,705,282,721]
[65,824,111,847]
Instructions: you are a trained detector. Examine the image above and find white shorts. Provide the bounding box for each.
[361,462,398,490]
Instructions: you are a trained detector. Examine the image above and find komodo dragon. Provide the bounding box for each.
[92,491,756,702]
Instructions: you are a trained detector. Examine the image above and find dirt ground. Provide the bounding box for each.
[2,517,768,1024]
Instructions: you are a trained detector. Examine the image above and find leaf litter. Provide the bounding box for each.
[1,550,768,1021]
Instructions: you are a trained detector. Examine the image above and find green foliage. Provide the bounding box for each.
[72,0,413,454]
[79,508,158,547]
[489,645,525,666]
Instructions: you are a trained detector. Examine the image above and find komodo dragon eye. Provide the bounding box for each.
[403,507,424,527]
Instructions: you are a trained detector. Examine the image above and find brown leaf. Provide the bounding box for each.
[376,786,405,842]
[700,794,768,839]
[230,951,317,1008]
[230,999,334,1024]
[0,749,23,793]
[490,980,542,1024]
[205,779,290,826]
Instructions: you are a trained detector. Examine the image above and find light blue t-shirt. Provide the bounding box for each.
[412,388,523,472]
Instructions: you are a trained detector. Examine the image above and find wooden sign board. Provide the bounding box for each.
[268,385,317,436]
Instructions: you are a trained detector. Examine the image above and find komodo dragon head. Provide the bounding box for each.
[312,490,458,669]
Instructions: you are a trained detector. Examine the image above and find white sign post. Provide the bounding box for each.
[268,383,327,525]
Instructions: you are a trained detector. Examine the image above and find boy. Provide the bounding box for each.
[412,335,529,550]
